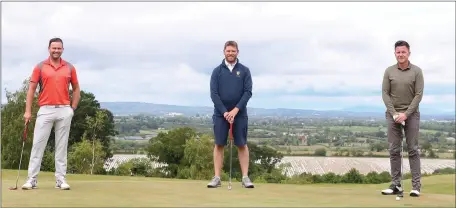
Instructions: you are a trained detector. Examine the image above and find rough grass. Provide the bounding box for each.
[2,169,454,207]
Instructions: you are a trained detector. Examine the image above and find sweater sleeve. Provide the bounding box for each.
[210,67,228,115]
[382,68,397,116]
[236,67,253,110]
[405,68,424,117]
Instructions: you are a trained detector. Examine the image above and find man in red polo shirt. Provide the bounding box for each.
[22,37,80,190]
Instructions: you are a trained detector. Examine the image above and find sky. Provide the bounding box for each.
[2,2,455,113]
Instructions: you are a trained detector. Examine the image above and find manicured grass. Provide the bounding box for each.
[2,169,454,207]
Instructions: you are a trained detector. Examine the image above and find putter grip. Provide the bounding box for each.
[22,123,29,142]
[229,123,233,141]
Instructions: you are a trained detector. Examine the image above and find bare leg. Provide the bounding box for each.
[213,145,224,177]
[238,145,249,176]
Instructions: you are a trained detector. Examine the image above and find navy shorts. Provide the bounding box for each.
[212,115,248,147]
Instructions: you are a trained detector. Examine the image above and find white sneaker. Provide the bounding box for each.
[21,178,38,190]
[55,178,70,190]
[410,189,420,197]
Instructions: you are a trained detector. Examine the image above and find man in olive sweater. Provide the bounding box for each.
[381,40,424,197]
[207,40,254,189]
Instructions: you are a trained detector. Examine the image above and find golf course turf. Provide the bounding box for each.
[2,169,455,207]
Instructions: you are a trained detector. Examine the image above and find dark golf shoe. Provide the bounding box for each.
[381,184,402,195]
[241,176,254,188]
[207,176,221,188]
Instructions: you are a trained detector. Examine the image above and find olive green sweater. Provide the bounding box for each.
[382,62,424,117]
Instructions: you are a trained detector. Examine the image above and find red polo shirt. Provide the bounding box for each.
[30,57,79,106]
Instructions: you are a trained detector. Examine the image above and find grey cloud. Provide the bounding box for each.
[2,2,454,110]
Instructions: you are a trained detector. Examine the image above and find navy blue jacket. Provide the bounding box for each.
[210,59,252,117]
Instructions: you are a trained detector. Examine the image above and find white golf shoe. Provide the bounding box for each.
[55,178,71,190]
[410,189,420,197]
[21,178,38,190]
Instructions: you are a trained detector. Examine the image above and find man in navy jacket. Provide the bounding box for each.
[207,40,254,188]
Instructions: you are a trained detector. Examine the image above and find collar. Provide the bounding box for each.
[44,57,67,66]
[222,58,238,67]
[396,61,411,71]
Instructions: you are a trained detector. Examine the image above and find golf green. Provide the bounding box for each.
[2,170,455,207]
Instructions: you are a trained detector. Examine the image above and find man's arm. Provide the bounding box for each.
[25,82,38,113]
[210,68,228,115]
[70,67,81,110]
[235,67,253,111]
[25,66,40,114]
[405,68,424,117]
[382,69,397,117]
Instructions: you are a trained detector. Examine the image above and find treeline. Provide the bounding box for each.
[115,115,162,135]
[115,115,213,136]
[111,140,149,154]
[100,127,455,185]
[97,127,283,181]
[114,114,455,137]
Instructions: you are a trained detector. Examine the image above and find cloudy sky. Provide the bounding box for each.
[2,2,455,113]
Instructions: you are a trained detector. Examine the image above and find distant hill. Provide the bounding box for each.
[100,102,455,120]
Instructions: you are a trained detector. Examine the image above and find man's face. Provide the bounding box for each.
[394,46,410,64]
[224,45,238,63]
[48,42,64,59]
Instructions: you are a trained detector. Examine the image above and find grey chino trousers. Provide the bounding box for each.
[27,105,74,181]
[386,111,421,190]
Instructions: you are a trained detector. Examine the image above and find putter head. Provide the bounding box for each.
[8,186,18,190]
[397,192,404,197]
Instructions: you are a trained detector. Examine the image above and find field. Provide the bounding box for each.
[139,129,168,135]
[2,169,455,207]
[327,126,439,134]
[266,144,454,159]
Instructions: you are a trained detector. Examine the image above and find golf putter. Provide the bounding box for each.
[228,122,233,190]
[9,121,29,190]
[393,114,405,198]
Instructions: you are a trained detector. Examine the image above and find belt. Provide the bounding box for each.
[42,105,71,108]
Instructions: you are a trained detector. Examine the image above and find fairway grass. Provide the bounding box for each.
[2,169,455,207]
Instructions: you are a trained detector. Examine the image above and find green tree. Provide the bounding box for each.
[226,142,285,182]
[421,141,432,154]
[146,127,197,178]
[145,127,286,181]
[314,148,327,156]
[342,168,364,183]
[1,79,39,169]
[428,149,438,158]
[68,91,117,159]
[178,134,214,180]
[84,110,109,174]
[249,143,284,174]
[68,137,106,174]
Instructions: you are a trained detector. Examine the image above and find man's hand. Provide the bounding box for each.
[24,111,32,125]
[394,112,407,124]
[223,112,229,120]
[226,108,239,123]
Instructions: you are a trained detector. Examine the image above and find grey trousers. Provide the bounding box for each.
[386,111,421,190]
[27,105,74,181]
